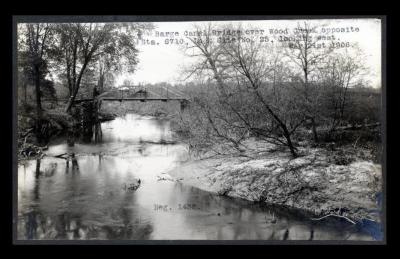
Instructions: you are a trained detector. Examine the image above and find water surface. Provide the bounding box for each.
[17,114,377,240]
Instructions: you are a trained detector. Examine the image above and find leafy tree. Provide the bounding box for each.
[18,23,55,114]
[52,23,153,112]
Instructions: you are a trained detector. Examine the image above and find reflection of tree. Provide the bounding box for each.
[65,159,69,174]
[309,228,314,240]
[22,210,94,240]
[55,212,70,238]
[98,153,103,170]
[94,121,103,143]
[43,163,57,177]
[53,212,85,239]
[177,188,321,240]
[22,210,51,239]
[33,159,41,200]
[119,188,135,238]
[35,159,41,178]
[114,181,154,240]
[25,211,38,239]
[283,229,289,240]
[65,153,80,174]
[71,154,79,172]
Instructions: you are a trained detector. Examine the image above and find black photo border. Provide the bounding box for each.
[9,14,388,246]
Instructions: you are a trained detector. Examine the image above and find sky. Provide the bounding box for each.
[115,18,382,88]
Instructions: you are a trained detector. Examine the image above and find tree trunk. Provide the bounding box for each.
[24,81,27,104]
[98,71,104,93]
[310,117,319,143]
[282,126,297,158]
[34,65,43,141]
[65,58,91,113]
[34,65,42,113]
[64,88,78,113]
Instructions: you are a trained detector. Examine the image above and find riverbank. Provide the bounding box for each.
[168,138,382,224]
[17,107,382,225]
[17,102,116,162]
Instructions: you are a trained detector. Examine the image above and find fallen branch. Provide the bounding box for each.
[55,153,68,158]
[45,153,69,159]
[23,135,28,147]
[311,214,356,225]
[21,128,34,138]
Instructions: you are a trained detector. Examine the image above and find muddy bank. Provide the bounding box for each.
[168,138,382,224]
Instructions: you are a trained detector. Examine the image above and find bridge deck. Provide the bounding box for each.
[102,97,188,101]
[72,97,189,103]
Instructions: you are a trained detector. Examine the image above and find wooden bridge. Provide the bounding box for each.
[73,97,189,103]
[69,86,190,111]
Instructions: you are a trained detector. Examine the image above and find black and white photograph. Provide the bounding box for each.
[13,16,385,243]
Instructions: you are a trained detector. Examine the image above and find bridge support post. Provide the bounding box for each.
[93,98,102,143]
[180,100,189,112]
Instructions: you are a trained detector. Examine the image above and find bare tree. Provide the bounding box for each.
[183,23,303,157]
[281,22,334,143]
[317,48,368,133]
[219,26,305,157]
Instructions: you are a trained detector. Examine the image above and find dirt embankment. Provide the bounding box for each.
[168,139,382,223]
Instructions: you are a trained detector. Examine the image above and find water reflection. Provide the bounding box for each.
[17,114,376,240]
[67,153,79,173]
[93,121,103,143]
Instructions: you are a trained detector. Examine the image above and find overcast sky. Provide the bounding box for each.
[116,18,382,88]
